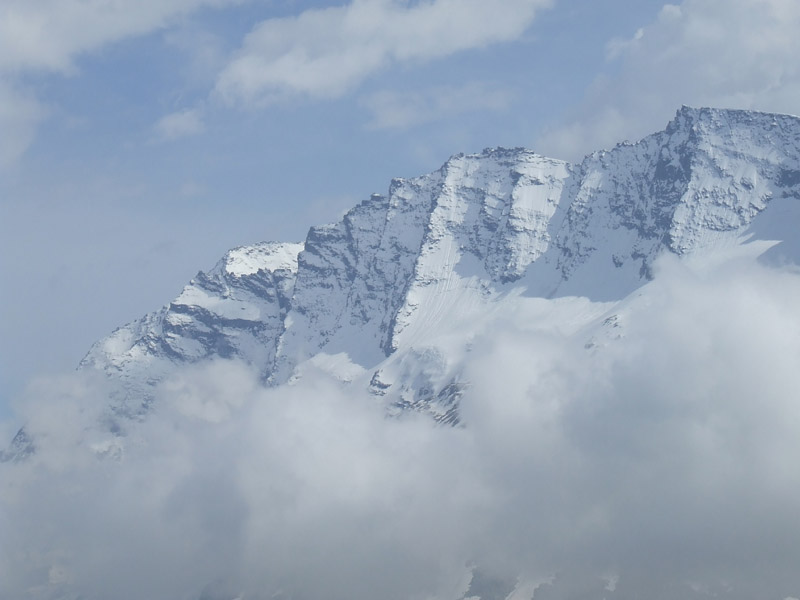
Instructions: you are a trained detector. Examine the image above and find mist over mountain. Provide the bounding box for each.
[3,106,800,600]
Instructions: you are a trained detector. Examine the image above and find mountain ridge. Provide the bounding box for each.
[87,106,800,411]
[6,105,800,456]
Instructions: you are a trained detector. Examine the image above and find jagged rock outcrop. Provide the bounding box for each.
[79,242,303,417]
[545,106,800,298]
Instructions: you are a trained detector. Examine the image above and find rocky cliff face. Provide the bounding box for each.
[79,242,302,418]
[72,106,800,424]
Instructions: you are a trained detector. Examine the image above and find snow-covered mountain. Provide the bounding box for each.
[68,106,800,429]
[4,104,800,462]
[4,106,800,600]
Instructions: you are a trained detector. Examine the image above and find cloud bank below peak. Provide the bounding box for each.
[3,253,800,600]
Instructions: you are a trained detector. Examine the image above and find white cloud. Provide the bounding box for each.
[361,82,513,130]
[0,0,243,74]
[604,27,643,61]
[536,0,800,161]
[3,253,800,599]
[215,0,552,106]
[152,107,206,141]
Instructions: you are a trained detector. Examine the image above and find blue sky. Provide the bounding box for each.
[2,0,800,419]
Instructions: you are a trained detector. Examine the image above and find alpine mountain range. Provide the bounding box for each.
[5,105,800,458]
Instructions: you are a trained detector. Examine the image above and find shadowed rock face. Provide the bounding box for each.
[5,106,799,463]
[0,428,34,463]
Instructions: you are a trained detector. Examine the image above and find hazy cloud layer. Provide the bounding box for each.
[537,0,800,160]
[214,0,552,106]
[3,254,800,599]
[361,82,513,130]
[0,79,48,167]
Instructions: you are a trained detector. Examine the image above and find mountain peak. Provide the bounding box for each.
[220,241,304,278]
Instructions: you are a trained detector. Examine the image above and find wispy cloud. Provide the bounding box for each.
[361,82,513,130]
[0,0,240,164]
[215,0,552,106]
[0,0,242,73]
[0,79,48,167]
[152,107,205,142]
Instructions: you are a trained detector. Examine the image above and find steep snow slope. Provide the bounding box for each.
[274,148,572,384]
[59,106,800,423]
